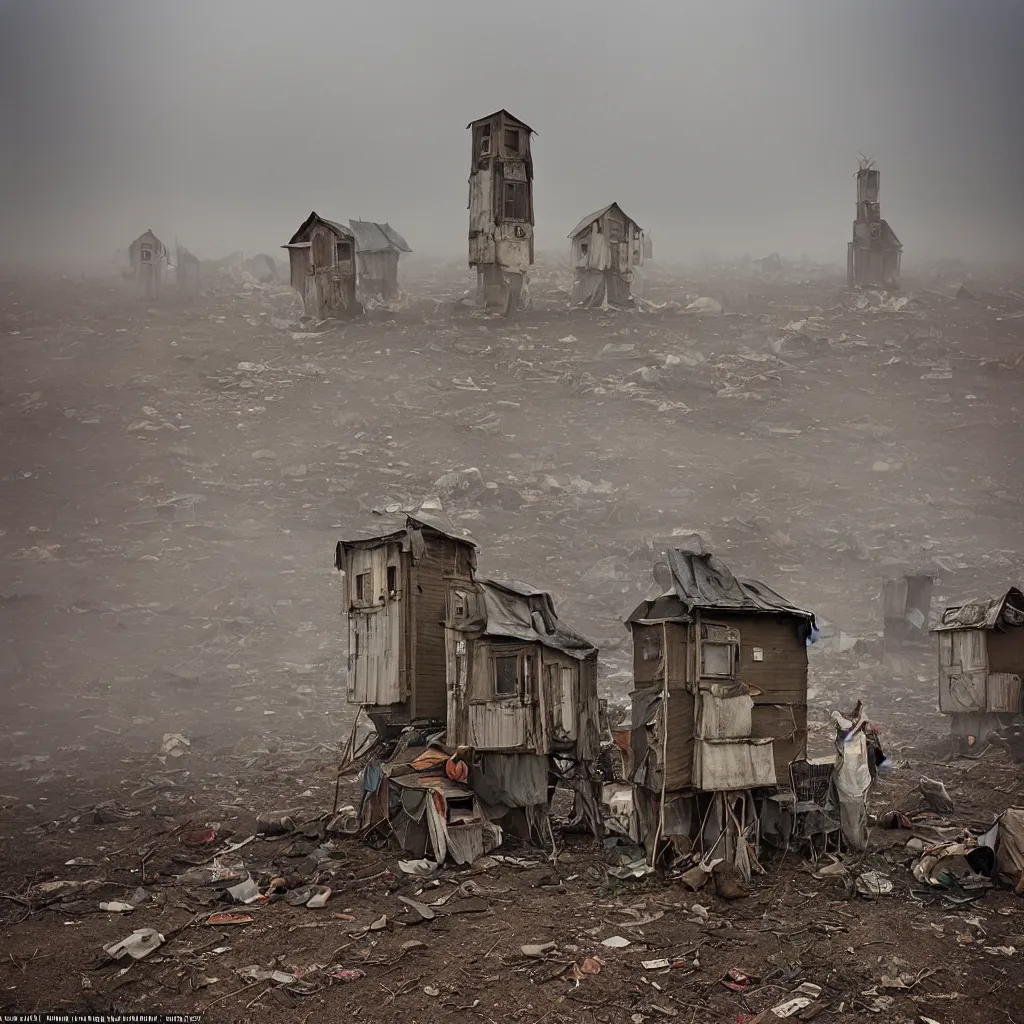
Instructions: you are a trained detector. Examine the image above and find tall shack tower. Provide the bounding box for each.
[467,109,535,312]
[847,157,903,289]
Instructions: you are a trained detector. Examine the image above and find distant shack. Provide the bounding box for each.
[568,203,650,308]
[128,229,166,300]
[282,212,361,319]
[348,220,411,303]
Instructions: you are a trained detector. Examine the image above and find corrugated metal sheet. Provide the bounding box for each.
[934,587,1024,632]
[467,701,531,750]
[348,220,411,253]
[693,738,776,791]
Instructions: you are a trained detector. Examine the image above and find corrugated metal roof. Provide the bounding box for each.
[627,550,813,624]
[476,578,596,659]
[567,202,641,240]
[933,587,1024,633]
[466,109,535,134]
[348,220,412,253]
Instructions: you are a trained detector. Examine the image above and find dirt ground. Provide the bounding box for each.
[1,257,1023,1022]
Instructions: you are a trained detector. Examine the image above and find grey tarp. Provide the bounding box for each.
[471,752,549,808]
[453,578,596,660]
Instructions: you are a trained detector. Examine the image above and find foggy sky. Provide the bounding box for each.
[1,0,1022,269]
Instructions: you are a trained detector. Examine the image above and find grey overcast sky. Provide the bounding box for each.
[1,0,1022,268]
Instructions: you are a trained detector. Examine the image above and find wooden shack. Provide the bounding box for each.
[334,512,477,737]
[283,212,360,319]
[882,571,935,652]
[445,578,600,759]
[625,549,815,857]
[176,246,201,299]
[348,220,412,303]
[467,109,535,312]
[128,229,165,299]
[568,203,649,308]
[847,158,902,289]
[933,587,1024,743]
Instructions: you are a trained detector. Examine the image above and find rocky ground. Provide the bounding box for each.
[1,256,1023,1022]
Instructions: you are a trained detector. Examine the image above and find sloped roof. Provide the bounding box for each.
[466,109,535,134]
[474,578,597,660]
[348,220,412,254]
[933,587,1024,633]
[627,549,814,624]
[334,510,477,563]
[285,212,355,247]
[568,202,641,240]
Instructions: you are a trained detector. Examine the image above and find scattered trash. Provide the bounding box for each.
[581,957,602,974]
[398,859,437,875]
[642,959,672,970]
[104,929,165,961]
[328,968,366,983]
[601,935,631,949]
[160,733,190,758]
[722,968,755,992]
[226,877,262,904]
[856,870,894,897]
[918,777,956,814]
[256,811,296,835]
[206,912,254,927]
[522,943,557,958]
[99,902,134,913]
[397,895,435,921]
[424,985,440,997]
[181,827,218,848]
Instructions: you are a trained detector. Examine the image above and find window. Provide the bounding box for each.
[355,572,370,602]
[504,127,521,153]
[579,242,589,259]
[608,219,623,243]
[386,565,397,596]
[642,635,661,662]
[502,181,529,222]
[140,246,153,264]
[335,241,352,266]
[701,641,736,679]
[495,655,519,696]
[478,122,492,157]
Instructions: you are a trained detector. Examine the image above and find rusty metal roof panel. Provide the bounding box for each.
[933,587,1024,632]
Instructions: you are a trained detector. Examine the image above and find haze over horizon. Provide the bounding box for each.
[1,0,1022,269]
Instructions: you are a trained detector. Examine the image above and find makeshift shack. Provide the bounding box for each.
[625,548,816,862]
[176,246,201,298]
[361,738,503,868]
[128,229,166,299]
[334,511,477,739]
[933,587,1024,743]
[283,212,360,318]
[882,571,935,652]
[847,157,902,289]
[442,577,601,835]
[445,578,599,757]
[567,203,649,308]
[348,220,411,303]
[467,109,535,312]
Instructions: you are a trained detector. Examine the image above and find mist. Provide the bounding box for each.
[2,0,1023,269]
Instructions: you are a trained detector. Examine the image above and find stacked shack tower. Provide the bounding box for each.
[467,109,535,312]
[847,157,902,289]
